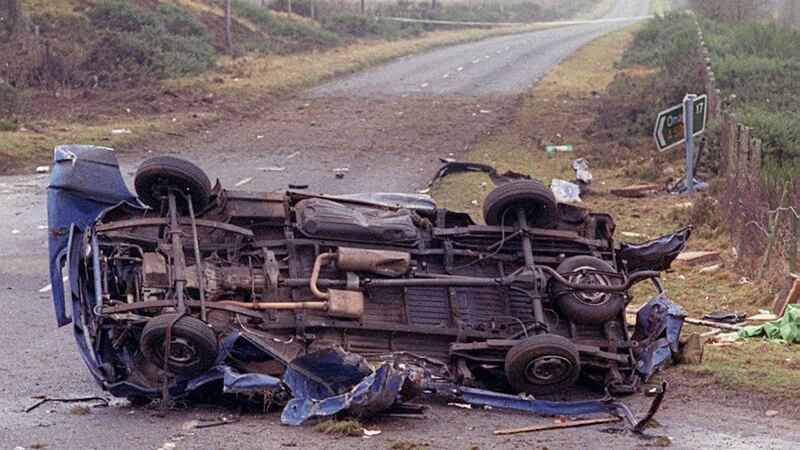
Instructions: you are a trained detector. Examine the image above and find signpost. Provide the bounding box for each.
[653,94,707,196]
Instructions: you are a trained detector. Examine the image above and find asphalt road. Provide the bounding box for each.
[3,1,800,448]
[308,0,651,97]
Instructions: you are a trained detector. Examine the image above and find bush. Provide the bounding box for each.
[322,12,421,39]
[594,14,705,142]
[738,106,800,163]
[138,27,216,77]
[230,0,341,47]
[704,20,800,60]
[620,13,698,69]
[158,3,209,38]
[373,0,551,23]
[702,19,800,167]
[270,0,314,18]
[714,56,800,109]
[0,82,18,116]
[87,0,158,33]
[82,31,162,84]
[322,12,380,37]
[83,1,215,84]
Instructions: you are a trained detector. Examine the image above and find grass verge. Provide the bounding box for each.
[430,23,791,399]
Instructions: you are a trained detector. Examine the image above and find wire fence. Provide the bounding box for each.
[695,22,799,279]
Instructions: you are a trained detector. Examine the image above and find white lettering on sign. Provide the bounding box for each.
[666,114,684,127]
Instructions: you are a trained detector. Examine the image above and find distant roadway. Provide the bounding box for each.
[309,0,653,97]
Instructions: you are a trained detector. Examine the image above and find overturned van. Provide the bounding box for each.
[47,145,688,410]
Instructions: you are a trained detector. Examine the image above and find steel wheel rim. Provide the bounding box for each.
[525,355,574,384]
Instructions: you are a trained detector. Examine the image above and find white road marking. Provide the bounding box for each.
[472,59,481,64]
[456,67,463,71]
[442,73,449,79]
[235,177,253,187]
[420,83,429,88]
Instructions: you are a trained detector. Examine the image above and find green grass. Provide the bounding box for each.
[681,341,800,398]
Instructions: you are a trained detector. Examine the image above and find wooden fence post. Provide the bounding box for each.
[224,0,234,58]
[790,211,798,275]
[759,183,790,281]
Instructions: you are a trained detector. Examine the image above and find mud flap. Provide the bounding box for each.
[633,294,686,379]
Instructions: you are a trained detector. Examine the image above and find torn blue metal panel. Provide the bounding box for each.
[633,293,686,379]
[280,347,405,426]
[458,386,625,416]
[223,368,282,394]
[47,145,138,327]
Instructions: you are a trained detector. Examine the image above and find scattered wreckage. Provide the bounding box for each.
[47,145,690,428]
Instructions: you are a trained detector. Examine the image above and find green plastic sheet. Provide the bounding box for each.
[739,304,800,343]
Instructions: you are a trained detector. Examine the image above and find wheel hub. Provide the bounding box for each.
[155,337,200,367]
[525,355,574,384]
[569,265,611,305]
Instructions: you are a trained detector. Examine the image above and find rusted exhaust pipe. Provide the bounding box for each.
[309,252,335,299]
[219,300,327,311]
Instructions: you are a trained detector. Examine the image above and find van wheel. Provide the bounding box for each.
[139,314,218,376]
[551,256,625,324]
[134,156,211,213]
[504,334,580,395]
[483,179,557,228]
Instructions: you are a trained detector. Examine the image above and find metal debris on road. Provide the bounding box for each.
[685,318,746,331]
[25,395,109,413]
[698,263,723,273]
[493,417,621,435]
[425,158,532,189]
[235,177,253,186]
[572,158,592,193]
[550,179,582,203]
[610,183,660,198]
[194,415,241,429]
[258,166,286,172]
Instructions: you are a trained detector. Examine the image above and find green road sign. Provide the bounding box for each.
[653,95,707,152]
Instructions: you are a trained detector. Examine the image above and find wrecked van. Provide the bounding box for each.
[47,145,688,420]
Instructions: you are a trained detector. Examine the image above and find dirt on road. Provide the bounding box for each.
[149,95,519,194]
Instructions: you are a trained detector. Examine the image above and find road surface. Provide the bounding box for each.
[309,0,651,96]
[3,1,799,448]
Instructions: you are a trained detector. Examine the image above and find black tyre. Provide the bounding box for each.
[483,179,557,228]
[139,314,218,376]
[134,156,211,213]
[504,334,580,395]
[551,256,625,324]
